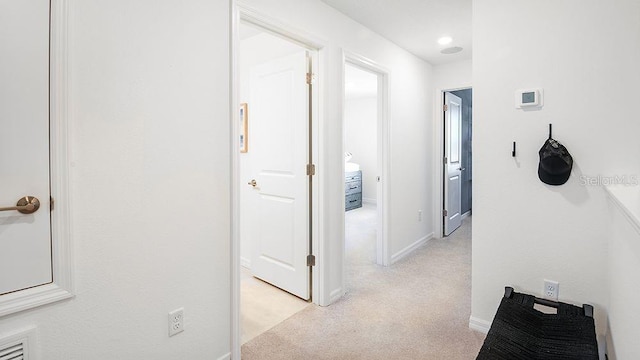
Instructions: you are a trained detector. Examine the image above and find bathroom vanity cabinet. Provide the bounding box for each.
[345,170,362,211]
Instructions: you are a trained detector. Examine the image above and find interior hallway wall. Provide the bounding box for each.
[240,0,434,304]
[605,186,640,359]
[472,0,640,345]
[0,1,231,359]
[432,60,472,91]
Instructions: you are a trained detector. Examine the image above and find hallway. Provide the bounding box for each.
[242,216,484,359]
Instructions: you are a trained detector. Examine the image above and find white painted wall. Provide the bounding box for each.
[238,31,304,268]
[0,1,231,359]
[239,0,434,304]
[432,60,472,92]
[432,60,472,237]
[472,0,640,345]
[605,186,640,359]
[345,97,377,203]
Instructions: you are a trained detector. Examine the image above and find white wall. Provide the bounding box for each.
[0,1,231,359]
[605,186,640,359]
[239,0,434,304]
[238,31,304,268]
[432,60,472,92]
[345,96,377,203]
[472,0,640,343]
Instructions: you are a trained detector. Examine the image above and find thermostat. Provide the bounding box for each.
[515,88,543,109]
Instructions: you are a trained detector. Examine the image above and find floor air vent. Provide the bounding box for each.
[0,327,35,360]
[0,342,24,360]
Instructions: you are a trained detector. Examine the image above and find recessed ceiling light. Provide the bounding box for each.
[441,46,463,55]
[438,36,453,45]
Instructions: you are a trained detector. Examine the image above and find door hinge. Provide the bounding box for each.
[306,72,316,85]
[444,156,448,164]
[50,196,54,211]
[306,254,316,267]
[306,164,316,176]
[443,104,448,111]
[443,209,448,217]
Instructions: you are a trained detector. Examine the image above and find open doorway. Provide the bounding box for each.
[443,88,472,236]
[342,57,389,292]
[237,22,314,345]
[344,63,378,287]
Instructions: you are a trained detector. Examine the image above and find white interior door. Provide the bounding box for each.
[248,51,310,300]
[0,0,53,295]
[444,92,462,236]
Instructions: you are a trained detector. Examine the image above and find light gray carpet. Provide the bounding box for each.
[242,211,484,359]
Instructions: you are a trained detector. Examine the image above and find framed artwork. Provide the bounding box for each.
[239,103,248,153]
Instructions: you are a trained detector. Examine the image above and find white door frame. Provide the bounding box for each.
[0,0,73,318]
[342,51,390,268]
[433,86,471,238]
[230,3,324,358]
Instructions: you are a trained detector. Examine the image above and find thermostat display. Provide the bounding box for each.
[515,88,543,109]
[522,92,536,104]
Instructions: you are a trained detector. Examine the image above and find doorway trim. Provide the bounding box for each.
[342,51,390,268]
[230,3,324,358]
[434,86,472,238]
[0,0,73,317]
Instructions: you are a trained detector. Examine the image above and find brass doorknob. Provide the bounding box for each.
[0,196,41,214]
[248,179,257,187]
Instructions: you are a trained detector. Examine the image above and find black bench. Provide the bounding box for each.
[476,286,599,360]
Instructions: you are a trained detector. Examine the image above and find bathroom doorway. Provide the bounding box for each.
[343,56,389,292]
[442,88,472,236]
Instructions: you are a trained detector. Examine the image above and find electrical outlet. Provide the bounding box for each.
[543,280,559,300]
[418,210,422,221]
[168,308,184,337]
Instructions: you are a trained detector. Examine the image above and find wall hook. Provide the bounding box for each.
[512,141,517,157]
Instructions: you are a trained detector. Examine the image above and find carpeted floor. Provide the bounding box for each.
[242,208,484,359]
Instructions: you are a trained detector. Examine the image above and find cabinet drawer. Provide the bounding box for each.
[345,171,361,182]
[345,193,362,210]
[345,181,361,195]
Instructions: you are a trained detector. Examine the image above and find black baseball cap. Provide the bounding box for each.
[538,138,573,185]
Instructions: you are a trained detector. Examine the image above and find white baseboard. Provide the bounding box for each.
[217,352,231,360]
[461,210,471,220]
[329,287,343,304]
[469,316,491,334]
[390,233,433,264]
[240,256,251,270]
[362,197,377,205]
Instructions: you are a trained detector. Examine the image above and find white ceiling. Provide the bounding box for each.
[321,0,472,66]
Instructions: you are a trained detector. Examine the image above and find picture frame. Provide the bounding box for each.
[239,103,248,153]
